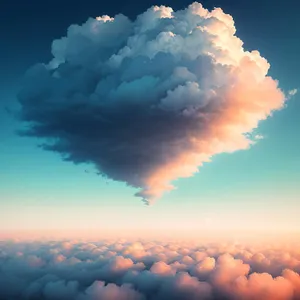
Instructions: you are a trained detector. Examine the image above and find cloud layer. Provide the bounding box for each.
[1,238,300,299]
[18,2,286,203]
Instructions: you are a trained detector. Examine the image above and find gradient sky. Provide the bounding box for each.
[1,0,300,236]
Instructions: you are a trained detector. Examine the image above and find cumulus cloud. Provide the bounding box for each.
[77,281,145,300]
[18,2,286,204]
[1,238,300,300]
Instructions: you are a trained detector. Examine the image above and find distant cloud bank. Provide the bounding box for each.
[18,2,286,204]
[1,238,300,299]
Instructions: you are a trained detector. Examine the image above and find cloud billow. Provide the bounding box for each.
[1,238,300,299]
[18,2,286,204]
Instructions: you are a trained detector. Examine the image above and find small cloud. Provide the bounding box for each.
[254,134,264,140]
[288,89,298,96]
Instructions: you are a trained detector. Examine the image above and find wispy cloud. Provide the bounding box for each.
[288,89,298,96]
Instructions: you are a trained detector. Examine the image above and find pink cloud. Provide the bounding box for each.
[19,2,287,204]
[1,237,300,299]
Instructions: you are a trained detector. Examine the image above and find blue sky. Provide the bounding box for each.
[1,0,299,235]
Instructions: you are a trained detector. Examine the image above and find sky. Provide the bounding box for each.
[1,0,300,238]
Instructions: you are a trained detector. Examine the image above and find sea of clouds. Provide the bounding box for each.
[1,237,300,299]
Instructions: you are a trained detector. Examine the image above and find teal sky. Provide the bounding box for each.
[1,0,300,235]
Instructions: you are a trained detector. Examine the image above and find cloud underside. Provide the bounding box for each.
[18,2,286,203]
[1,238,300,299]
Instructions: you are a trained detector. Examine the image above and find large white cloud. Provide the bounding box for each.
[18,2,286,204]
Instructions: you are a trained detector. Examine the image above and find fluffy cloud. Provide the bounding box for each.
[1,238,300,299]
[77,281,145,300]
[18,2,286,204]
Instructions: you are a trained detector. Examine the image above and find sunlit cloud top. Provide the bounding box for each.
[18,2,286,204]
